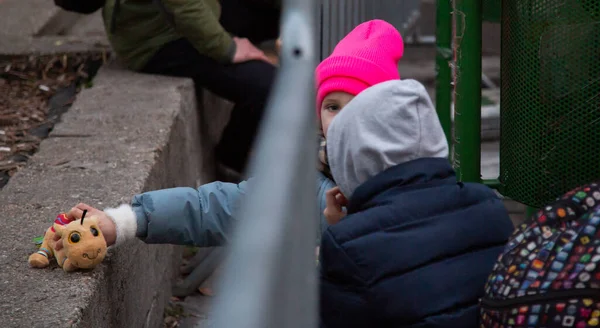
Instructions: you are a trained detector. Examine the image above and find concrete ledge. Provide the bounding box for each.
[0,0,62,37]
[0,0,110,55]
[0,33,110,56]
[0,62,229,327]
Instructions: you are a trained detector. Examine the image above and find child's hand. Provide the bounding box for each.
[53,203,116,250]
[324,187,348,225]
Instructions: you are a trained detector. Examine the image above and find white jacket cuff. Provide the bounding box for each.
[104,204,137,247]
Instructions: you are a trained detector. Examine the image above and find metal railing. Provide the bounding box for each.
[210,0,319,327]
[436,0,537,218]
[319,0,422,59]
[435,0,493,184]
[450,0,483,183]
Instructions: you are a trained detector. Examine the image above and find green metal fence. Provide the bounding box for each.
[451,0,483,183]
[439,0,600,209]
[499,1,600,208]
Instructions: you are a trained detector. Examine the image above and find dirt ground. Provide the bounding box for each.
[0,53,106,188]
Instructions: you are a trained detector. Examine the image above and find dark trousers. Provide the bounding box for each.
[142,0,280,173]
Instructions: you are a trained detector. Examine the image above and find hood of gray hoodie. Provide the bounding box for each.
[326,79,449,199]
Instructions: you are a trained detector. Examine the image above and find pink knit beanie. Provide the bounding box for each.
[315,19,404,116]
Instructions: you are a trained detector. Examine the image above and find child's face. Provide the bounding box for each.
[320,92,355,137]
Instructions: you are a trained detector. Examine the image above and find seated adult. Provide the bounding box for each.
[102,0,281,174]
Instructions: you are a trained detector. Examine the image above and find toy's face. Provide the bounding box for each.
[62,217,107,269]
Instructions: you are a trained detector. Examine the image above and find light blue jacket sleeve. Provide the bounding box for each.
[132,172,336,247]
[132,181,248,246]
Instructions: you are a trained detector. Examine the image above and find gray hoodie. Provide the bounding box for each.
[326,79,449,199]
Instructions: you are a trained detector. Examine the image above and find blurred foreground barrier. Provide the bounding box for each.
[209,0,319,327]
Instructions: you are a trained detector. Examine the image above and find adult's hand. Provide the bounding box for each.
[232,37,271,64]
[53,203,116,251]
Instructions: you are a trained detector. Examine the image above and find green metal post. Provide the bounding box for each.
[452,0,482,183]
[435,0,452,149]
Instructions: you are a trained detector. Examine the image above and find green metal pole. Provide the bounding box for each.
[435,0,452,150]
[452,0,482,183]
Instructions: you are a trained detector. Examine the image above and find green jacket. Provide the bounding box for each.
[102,0,278,71]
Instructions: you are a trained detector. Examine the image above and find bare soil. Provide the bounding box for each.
[0,52,106,188]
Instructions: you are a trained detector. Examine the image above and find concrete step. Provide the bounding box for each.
[0,0,109,56]
[0,0,106,39]
[0,0,62,37]
[65,11,107,39]
[0,60,237,328]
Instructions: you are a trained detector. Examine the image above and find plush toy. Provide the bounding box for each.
[28,211,107,272]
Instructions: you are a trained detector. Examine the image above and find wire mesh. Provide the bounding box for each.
[499,0,600,207]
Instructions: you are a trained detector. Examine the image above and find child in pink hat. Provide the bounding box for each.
[315,19,404,182]
[314,18,404,270]
[316,19,404,137]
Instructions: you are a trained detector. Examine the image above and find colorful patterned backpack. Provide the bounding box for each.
[480,181,600,328]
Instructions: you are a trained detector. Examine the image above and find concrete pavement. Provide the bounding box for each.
[0,0,108,56]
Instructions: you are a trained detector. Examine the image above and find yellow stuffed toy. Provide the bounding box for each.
[28,211,107,272]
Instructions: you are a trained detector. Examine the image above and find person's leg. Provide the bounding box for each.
[142,39,276,172]
[212,67,273,173]
[216,1,280,171]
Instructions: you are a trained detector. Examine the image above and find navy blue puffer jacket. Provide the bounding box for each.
[319,158,514,328]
